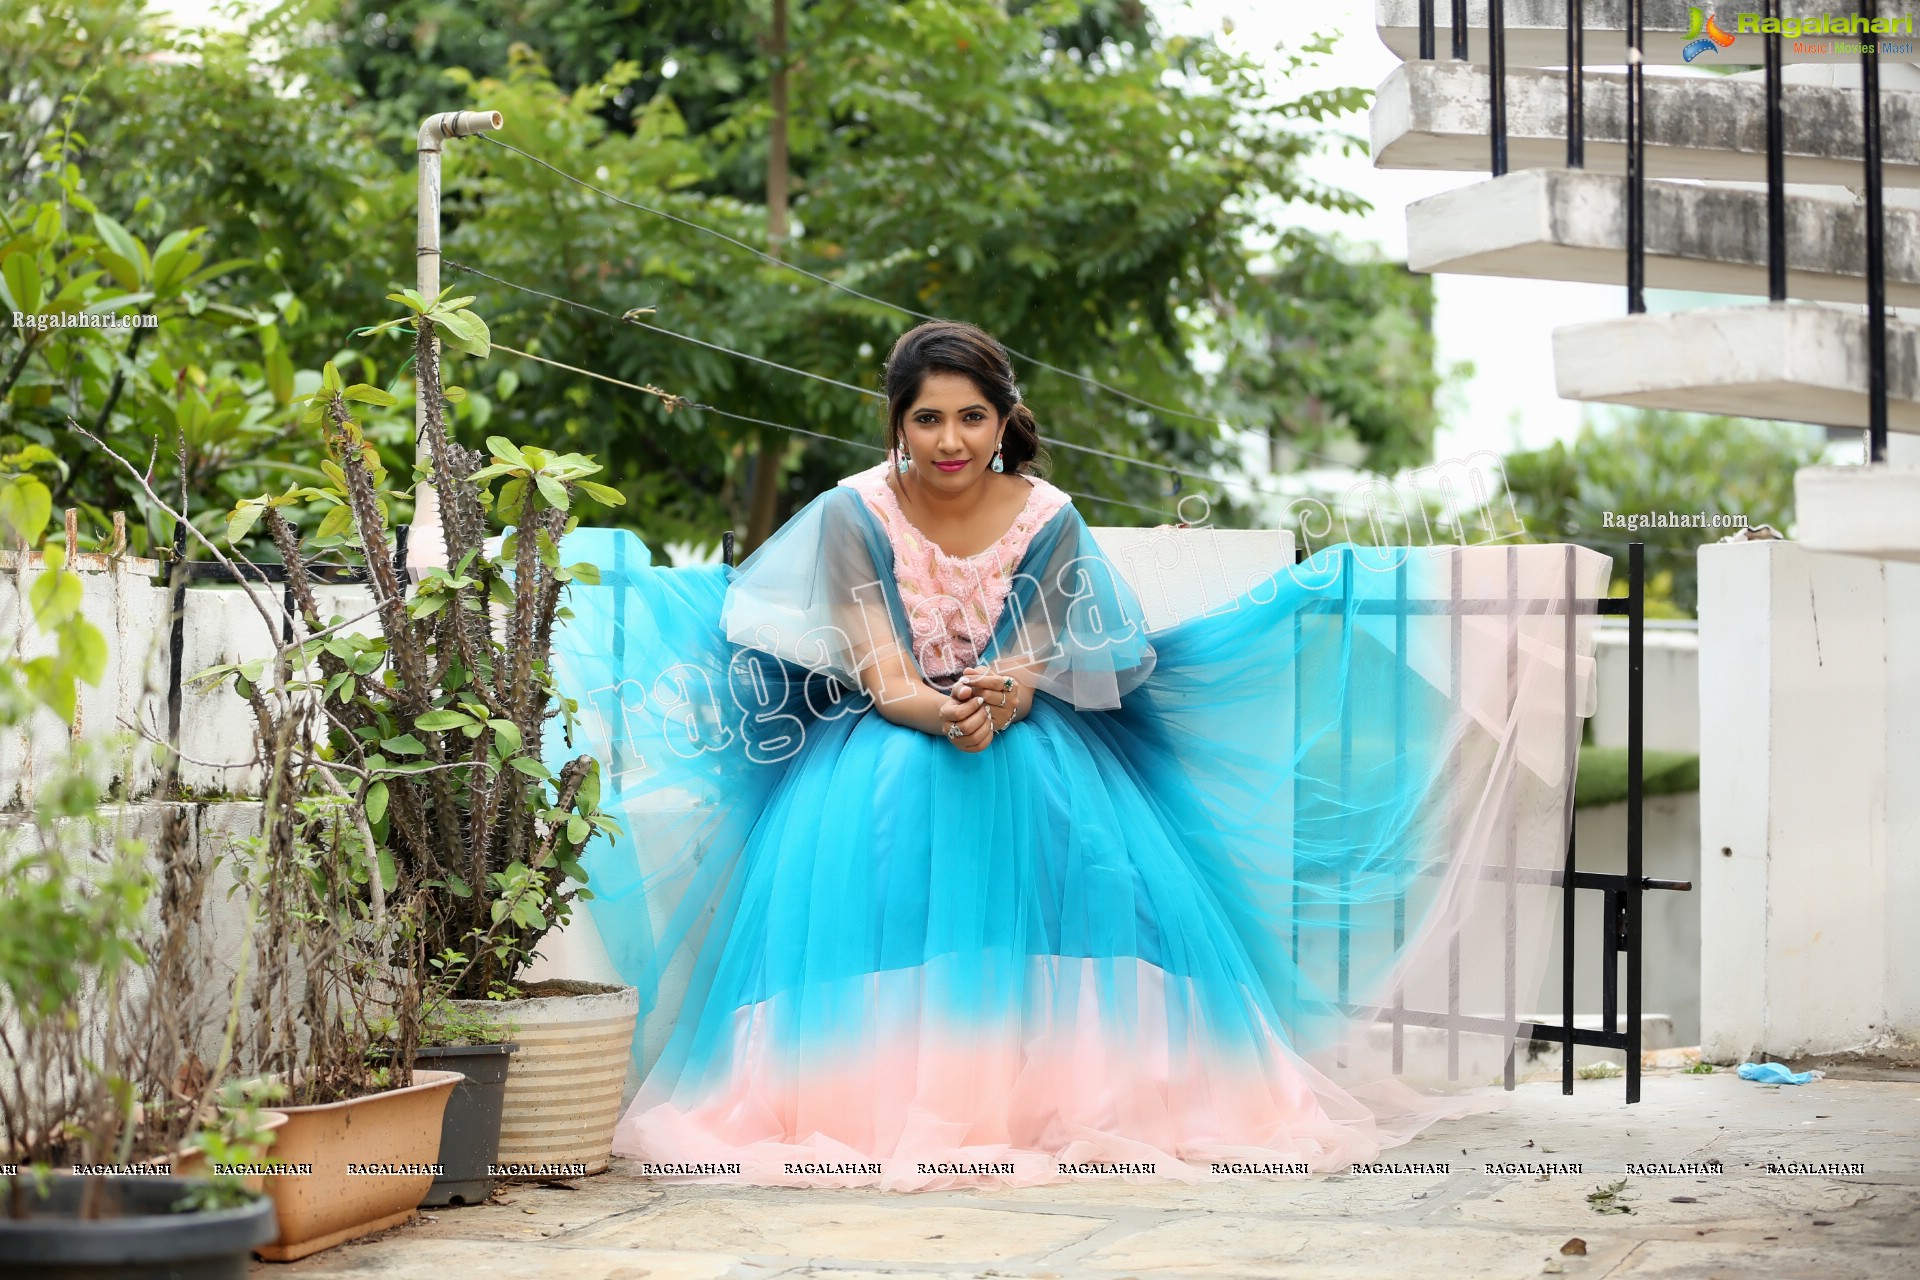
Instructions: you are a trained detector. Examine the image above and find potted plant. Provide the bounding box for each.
[211,291,632,1199]
[409,998,519,1206]
[0,455,276,1278]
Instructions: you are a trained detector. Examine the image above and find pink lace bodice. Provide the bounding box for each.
[840,462,1071,681]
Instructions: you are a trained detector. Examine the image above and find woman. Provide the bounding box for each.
[553,320,1602,1190]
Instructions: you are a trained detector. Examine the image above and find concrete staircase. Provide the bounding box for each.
[1373,4,1920,559]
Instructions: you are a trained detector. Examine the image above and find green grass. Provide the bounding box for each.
[1574,745,1699,810]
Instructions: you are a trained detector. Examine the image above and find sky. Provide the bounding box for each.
[149,0,1623,465]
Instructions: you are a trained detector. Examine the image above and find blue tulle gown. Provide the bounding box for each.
[550,461,1602,1189]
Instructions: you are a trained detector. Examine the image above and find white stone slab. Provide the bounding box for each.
[1373,61,1920,187]
[1553,304,1920,432]
[1410,169,1920,307]
[1795,463,1920,562]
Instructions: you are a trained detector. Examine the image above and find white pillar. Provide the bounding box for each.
[1698,538,1915,1060]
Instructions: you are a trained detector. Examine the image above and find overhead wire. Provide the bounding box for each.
[470,133,1367,480]
[445,257,1328,511]
[483,339,1177,522]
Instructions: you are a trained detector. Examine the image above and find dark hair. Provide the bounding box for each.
[881,320,1047,475]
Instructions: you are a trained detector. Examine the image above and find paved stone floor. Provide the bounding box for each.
[259,1069,1920,1279]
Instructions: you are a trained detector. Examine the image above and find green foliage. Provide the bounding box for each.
[172,1081,284,1215]
[7,1,1445,554]
[329,0,1446,546]
[204,301,623,1012]
[419,993,520,1047]
[1,0,413,557]
[1573,746,1701,810]
[1503,410,1828,617]
[0,449,150,1178]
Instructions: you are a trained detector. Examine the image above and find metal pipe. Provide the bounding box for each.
[408,109,505,581]
[1560,545,1577,1096]
[1452,0,1469,61]
[1626,542,1644,1103]
[1567,0,1585,169]
[1765,0,1786,301]
[1626,1,1646,314]
[1863,0,1889,461]
[1491,0,1510,176]
[1503,545,1518,1091]
[1420,0,1436,60]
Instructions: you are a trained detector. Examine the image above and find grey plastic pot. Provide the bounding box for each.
[0,1173,277,1279]
[413,1041,520,1207]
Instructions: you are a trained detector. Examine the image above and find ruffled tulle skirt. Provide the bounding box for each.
[550,528,1606,1190]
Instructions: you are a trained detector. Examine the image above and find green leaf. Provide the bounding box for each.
[431,307,490,357]
[575,481,626,507]
[226,502,264,545]
[488,719,522,756]
[28,568,83,627]
[315,503,354,541]
[2,253,44,315]
[380,734,426,756]
[377,847,397,894]
[264,344,294,405]
[343,383,399,407]
[0,476,54,544]
[566,815,589,845]
[486,437,528,467]
[509,756,552,780]
[69,619,108,685]
[92,212,148,284]
[365,781,389,826]
[534,473,570,511]
[564,561,601,586]
[415,709,476,732]
[496,477,527,515]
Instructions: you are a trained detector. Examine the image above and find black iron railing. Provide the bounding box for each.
[1289,540,1679,1102]
[1403,7,1893,456]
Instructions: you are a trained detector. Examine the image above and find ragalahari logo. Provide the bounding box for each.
[1683,8,1738,61]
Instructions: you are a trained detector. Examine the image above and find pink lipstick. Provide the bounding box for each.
[934,459,969,473]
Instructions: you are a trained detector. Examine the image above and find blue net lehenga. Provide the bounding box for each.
[544,462,1608,1189]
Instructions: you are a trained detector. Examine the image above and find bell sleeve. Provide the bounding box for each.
[987,503,1158,712]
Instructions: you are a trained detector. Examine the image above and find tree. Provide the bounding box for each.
[6,0,1451,559]
[330,0,1448,551]
[1502,409,1828,617]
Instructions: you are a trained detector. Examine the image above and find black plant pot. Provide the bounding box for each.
[0,1174,276,1280]
[414,1041,520,1207]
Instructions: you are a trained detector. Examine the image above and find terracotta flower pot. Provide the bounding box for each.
[455,980,637,1177]
[243,1069,460,1263]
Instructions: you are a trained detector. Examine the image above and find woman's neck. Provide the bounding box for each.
[893,467,996,519]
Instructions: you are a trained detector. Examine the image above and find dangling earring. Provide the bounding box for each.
[897,445,911,474]
[990,440,1005,473]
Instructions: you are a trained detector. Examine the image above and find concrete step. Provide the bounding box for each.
[1377,0,1920,68]
[1795,463,1920,562]
[1553,304,1920,432]
[1373,60,1920,187]
[1407,169,1920,307]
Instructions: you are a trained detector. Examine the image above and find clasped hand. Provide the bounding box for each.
[936,665,1021,753]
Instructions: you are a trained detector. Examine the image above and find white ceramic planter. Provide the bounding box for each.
[456,980,637,1176]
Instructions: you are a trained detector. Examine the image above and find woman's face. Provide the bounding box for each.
[900,370,1004,492]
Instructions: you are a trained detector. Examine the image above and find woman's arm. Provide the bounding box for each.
[856,640,994,750]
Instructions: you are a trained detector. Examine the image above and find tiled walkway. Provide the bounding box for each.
[261,1069,1920,1279]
